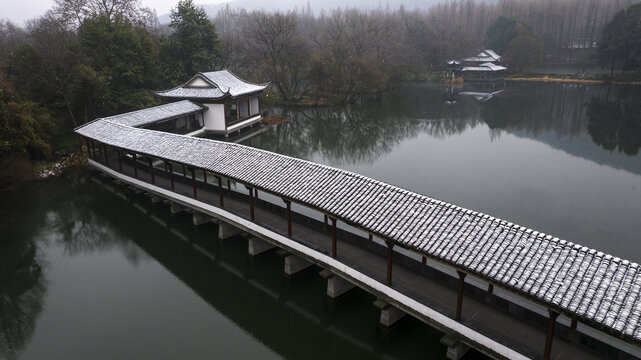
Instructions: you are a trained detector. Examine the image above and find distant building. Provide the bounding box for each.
[445,60,462,79]
[154,70,270,137]
[459,49,506,82]
[462,49,502,65]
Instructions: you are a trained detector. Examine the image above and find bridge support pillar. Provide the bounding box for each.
[440,333,470,360]
[248,237,276,256]
[284,254,313,276]
[170,202,186,214]
[193,212,213,226]
[320,270,355,299]
[374,299,405,327]
[218,221,242,239]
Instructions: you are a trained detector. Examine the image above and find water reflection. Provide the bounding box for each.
[0,238,44,360]
[587,88,641,156]
[246,83,640,171]
[0,185,47,360]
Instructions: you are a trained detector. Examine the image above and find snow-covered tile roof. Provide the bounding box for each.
[75,118,641,346]
[97,101,205,128]
[462,63,507,72]
[154,69,270,100]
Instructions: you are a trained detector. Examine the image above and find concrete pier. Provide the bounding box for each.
[284,254,313,276]
[218,221,241,239]
[170,202,186,214]
[320,270,356,299]
[248,237,276,256]
[374,299,406,327]
[441,333,471,360]
[193,212,213,226]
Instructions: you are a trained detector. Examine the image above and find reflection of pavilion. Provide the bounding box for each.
[458,89,504,102]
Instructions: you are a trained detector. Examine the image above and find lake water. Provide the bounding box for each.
[2,82,640,359]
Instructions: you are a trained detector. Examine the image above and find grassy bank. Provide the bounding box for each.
[506,73,641,85]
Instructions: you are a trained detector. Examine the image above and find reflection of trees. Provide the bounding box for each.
[248,83,640,164]
[246,86,482,165]
[478,83,598,138]
[45,173,147,264]
[0,240,45,360]
[587,87,641,156]
[0,170,150,359]
[0,182,48,360]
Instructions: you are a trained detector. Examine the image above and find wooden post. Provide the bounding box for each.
[284,199,292,237]
[191,167,197,199]
[324,215,328,226]
[182,164,186,177]
[488,284,494,294]
[117,150,122,171]
[246,186,255,221]
[133,153,138,178]
[544,311,559,360]
[164,161,168,173]
[369,234,373,241]
[227,179,231,192]
[386,241,394,285]
[91,141,96,158]
[103,144,109,165]
[422,256,427,265]
[169,163,174,190]
[331,217,337,258]
[85,139,91,158]
[571,319,577,330]
[255,189,258,199]
[456,271,466,321]
[217,176,224,207]
[148,158,154,184]
[203,171,207,184]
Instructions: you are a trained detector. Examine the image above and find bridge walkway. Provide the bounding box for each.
[87,152,617,360]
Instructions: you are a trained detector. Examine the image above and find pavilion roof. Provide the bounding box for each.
[154,69,270,101]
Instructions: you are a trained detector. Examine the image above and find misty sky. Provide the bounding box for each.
[0,0,229,25]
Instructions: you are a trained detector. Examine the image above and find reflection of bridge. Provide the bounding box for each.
[76,117,641,360]
[93,178,418,359]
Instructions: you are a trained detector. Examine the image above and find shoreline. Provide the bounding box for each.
[505,77,641,85]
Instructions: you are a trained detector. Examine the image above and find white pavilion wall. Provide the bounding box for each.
[202,103,225,131]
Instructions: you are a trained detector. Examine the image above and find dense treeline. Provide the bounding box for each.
[0,0,639,185]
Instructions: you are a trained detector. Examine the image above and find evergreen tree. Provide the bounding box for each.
[76,15,159,117]
[162,0,220,83]
[485,16,517,54]
[599,3,641,75]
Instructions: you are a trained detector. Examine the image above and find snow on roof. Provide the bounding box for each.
[447,60,461,65]
[154,69,270,100]
[463,49,501,63]
[462,62,507,72]
[484,49,500,60]
[97,100,205,128]
[76,115,641,346]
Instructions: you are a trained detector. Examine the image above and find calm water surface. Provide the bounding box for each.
[2,82,640,359]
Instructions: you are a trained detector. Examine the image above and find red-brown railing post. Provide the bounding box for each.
[386,240,394,285]
[133,153,138,178]
[544,311,559,360]
[283,199,292,237]
[169,162,174,190]
[456,271,466,321]
[331,218,337,258]
[246,186,254,221]
[191,167,197,199]
[216,176,224,207]
[148,158,154,184]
